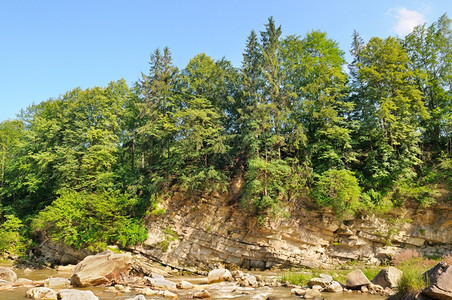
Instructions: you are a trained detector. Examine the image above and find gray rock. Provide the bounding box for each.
[291,288,306,296]
[163,290,179,298]
[304,288,322,299]
[71,250,132,287]
[58,289,99,300]
[126,295,147,300]
[207,268,232,283]
[176,280,194,289]
[346,269,370,289]
[325,281,343,293]
[371,266,403,288]
[15,278,33,285]
[193,289,210,298]
[308,273,333,287]
[26,287,58,300]
[145,277,177,289]
[45,277,71,289]
[149,272,165,280]
[0,267,17,282]
[422,262,452,299]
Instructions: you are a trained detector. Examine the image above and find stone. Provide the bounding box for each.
[24,268,33,273]
[15,278,34,285]
[422,262,452,299]
[115,284,125,290]
[193,289,211,298]
[145,277,177,289]
[138,287,159,296]
[26,287,58,300]
[207,268,232,283]
[58,289,99,300]
[325,281,343,293]
[70,250,132,287]
[0,267,17,282]
[361,285,368,293]
[371,266,403,288]
[308,273,333,287]
[291,288,306,296]
[126,295,147,300]
[149,272,165,280]
[163,290,179,298]
[176,280,194,289]
[246,275,258,287]
[44,277,71,289]
[304,288,322,299]
[255,275,263,282]
[57,265,76,272]
[346,269,370,289]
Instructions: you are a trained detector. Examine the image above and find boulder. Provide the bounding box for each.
[58,289,99,300]
[304,288,322,299]
[176,280,194,289]
[246,275,258,287]
[325,281,343,293]
[422,262,452,299]
[371,266,403,288]
[149,272,165,280]
[308,273,333,287]
[138,287,159,296]
[45,277,71,289]
[0,267,17,282]
[126,295,147,300]
[163,290,179,298]
[207,268,232,283]
[346,269,370,289]
[145,277,177,289]
[291,288,306,296]
[15,278,34,286]
[70,250,132,287]
[26,287,58,300]
[193,289,211,298]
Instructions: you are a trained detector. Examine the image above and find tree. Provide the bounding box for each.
[352,36,428,189]
[404,14,452,153]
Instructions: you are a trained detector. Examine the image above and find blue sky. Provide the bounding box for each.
[1,0,451,122]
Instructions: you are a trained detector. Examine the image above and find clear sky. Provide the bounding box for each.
[1,0,451,122]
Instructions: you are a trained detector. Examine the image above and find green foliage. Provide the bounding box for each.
[0,215,29,258]
[31,190,147,251]
[159,226,179,252]
[312,169,362,218]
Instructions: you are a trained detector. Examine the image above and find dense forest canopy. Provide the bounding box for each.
[1,16,452,256]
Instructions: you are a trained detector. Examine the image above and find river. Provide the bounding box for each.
[0,268,386,299]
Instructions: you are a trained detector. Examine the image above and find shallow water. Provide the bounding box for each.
[1,269,386,300]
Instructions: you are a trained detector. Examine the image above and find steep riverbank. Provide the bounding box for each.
[36,182,452,273]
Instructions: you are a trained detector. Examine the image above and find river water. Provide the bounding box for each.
[0,269,386,299]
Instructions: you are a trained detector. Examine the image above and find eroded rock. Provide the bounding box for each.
[346,269,370,289]
[371,266,403,288]
[176,280,194,289]
[70,250,132,287]
[145,277,177,289]
[26,287,58,300]
[207,268,232,283]
[58,289,99,300]
[193,289,210,298]
[45,277,71,289]
[0,267,17,282]
[422,262,452,299]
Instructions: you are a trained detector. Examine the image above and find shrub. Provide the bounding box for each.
[32,189,148,251]
[311,169,362,218]
[0,215,29,258]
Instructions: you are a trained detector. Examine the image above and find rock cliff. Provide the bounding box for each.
[133,182,452,271]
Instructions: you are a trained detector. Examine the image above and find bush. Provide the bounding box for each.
[32,190,148,251]
[0,215,29,258]
[311,169,362,218]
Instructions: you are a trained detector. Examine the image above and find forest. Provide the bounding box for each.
[0,15,451,258]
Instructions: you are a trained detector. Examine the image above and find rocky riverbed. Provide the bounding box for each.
[1,250,452,299]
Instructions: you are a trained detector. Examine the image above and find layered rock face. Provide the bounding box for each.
[133,185,452,271]
[38,177,452,270]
